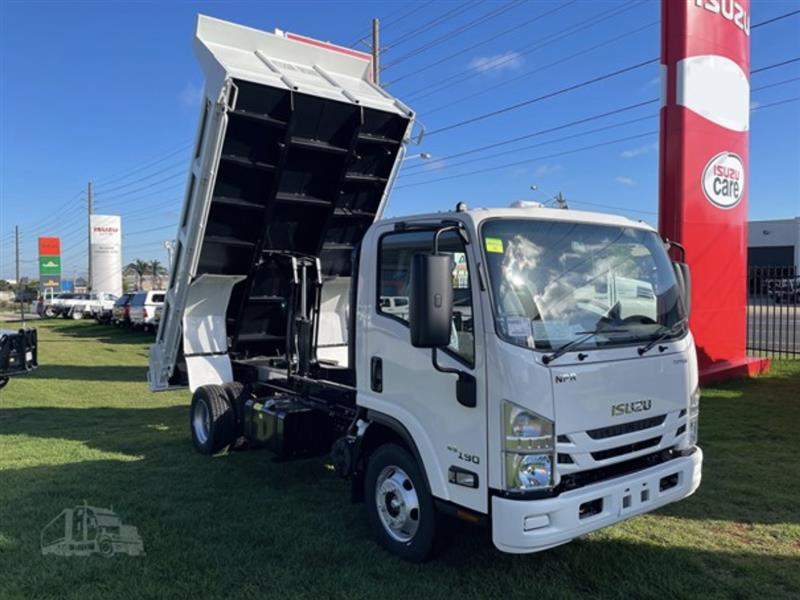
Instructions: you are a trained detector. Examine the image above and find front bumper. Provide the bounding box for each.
[491,447,703,553]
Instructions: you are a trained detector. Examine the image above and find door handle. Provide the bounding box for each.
[370,356,383,393]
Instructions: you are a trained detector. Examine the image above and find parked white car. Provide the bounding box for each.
[129,291,165,332]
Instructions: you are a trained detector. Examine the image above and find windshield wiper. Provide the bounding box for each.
[637,319,688,356]
[542,327,626,365]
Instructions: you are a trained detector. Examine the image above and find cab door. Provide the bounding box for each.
[358,222,489,513]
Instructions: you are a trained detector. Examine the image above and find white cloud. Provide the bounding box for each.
[615,176,636,186]
[533,164,562,177]
[469,51,524,74]
[180,81,204,107]
[620,142,658,158]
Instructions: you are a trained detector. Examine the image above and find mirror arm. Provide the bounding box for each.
[431,349,477,408]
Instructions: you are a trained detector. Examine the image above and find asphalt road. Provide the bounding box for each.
[747,303,800,356]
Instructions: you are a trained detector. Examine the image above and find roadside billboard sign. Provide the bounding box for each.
[90,215,122,296]
[38,236,61,290]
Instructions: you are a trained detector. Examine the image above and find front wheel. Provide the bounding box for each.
[364,444,443,562]
[43,307,56,318]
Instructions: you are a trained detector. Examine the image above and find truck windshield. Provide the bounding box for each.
[481,219,686,352]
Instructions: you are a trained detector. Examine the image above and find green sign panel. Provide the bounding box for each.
[39,255,62,276]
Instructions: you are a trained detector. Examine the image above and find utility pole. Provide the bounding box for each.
[87,180,93,291]
[15,225,23,323]
[554,192,568,210]
[371,18,380,85]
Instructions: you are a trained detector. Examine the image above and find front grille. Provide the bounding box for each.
[559,448,676,492]
[586,415,667,440]
[557,453,574,464]
[591,436,661,461]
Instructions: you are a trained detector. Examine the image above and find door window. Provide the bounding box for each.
[377,229,475,366]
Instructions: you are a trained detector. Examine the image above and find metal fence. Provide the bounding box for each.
[747,265,800,359]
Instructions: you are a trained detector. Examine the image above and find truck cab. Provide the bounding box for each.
[356,208,701,556]
[148,15,702,562]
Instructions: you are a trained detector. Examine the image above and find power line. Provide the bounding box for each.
[406,72,797,174]
[396,131,658,189]
[427,58,659,136]
[397,90,799,190]
[422,20,658,116]
[400,115,656,179]
[384,1,576,85]
[424,53,798,138]
[751,8,800,29]
[93,172,186,206]
[93,159,187,195]
[383,1,482,51]
[403,1,646,100]
[93,141,192,186]
[751,96,800,111]
[751,57,800,74]
[406,100,658,171]
[382,0,526,70]
[349,1,434,47]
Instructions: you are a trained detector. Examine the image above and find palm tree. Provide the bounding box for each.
[125,259,150,290]
[150,259,167,289]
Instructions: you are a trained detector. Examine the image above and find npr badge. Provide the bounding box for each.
[702,151,744,209]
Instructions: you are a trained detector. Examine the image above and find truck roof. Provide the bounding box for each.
[382,206,657,232]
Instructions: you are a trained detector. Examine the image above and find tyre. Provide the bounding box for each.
[190,385,235,455]
[71,310,83,320]
[0,377,9,390]
[97,537,114,558]
[222,381,248,449]
[364,443,443,562]
[43,307,56,318]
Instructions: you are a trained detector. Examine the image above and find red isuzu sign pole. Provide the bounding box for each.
[659,0,768,382]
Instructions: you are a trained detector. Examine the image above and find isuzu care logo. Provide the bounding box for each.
[611,400,652,417]
[702,152,744,209]
[694,0,750,36]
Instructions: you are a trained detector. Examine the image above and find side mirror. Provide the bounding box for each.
[672,262,691,316]
[409,253,453,348]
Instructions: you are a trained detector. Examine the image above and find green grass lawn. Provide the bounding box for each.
[1,319,798,599]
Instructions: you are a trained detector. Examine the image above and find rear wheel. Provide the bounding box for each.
[364,443,442,562]
[222,381,248,449]
[0,377,9,390]
[190,385,235,455]
[71,310,83,320]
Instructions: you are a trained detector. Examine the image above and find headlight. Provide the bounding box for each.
[688,386,700,446]
[503,402,555,490]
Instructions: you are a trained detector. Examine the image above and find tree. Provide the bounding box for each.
[125,259,150,290]
[150,260,167,288]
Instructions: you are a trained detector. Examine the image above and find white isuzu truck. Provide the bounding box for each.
[149,15,702,562]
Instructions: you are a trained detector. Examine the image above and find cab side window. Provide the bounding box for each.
[377,230,475,366]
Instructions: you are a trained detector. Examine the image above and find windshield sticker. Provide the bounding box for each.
[506,316,532,338]
[485,237,504,253]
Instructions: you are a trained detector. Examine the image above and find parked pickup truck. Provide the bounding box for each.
[149,15,702,562]
[65,292,119,321]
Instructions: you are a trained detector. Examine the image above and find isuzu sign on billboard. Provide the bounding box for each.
[658,0,767,381]
[90,215,122,297]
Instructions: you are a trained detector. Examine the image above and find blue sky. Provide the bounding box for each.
[1,0,798,280]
